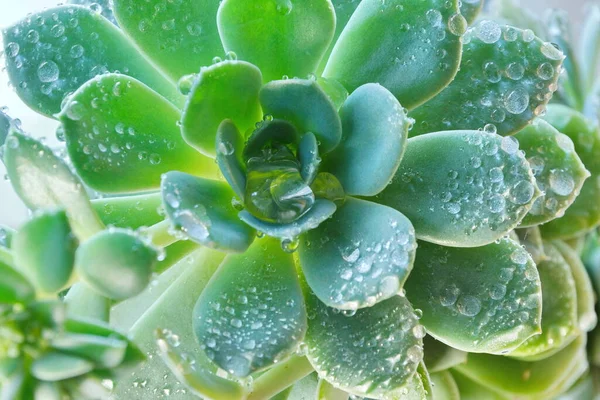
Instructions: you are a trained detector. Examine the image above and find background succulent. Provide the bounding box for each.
[0,0,599,399]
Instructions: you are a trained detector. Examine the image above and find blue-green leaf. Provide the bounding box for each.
[375,131,539,247]
[217,0,336,83]
[580,4,600,89]
[216,120,246,201]
[51,333,128,369]
[323,83,409,196]
[299,197,416,310]
[298,132,320,185]
[318,0,361,74]
[431,371,460,400]
[161,171,255,253]
[324,0,464,110]
[91,192,163,229]
[31,352,94,381]
[1,5,182,117]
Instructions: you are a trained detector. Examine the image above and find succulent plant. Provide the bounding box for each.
[0,0,599,398]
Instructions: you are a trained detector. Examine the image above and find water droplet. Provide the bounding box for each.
[6,42,19,57]
[537,62,554,80]
[281,237,299,253]
[441,285,460,306]
[406,345,423,363]
[541,42,564,60]
[522,29,535,42]
[483,61,501,83]
[379,275,400,297]
[276,0,293,15]
[510,248,528,265]
[65,101,85,120]
[510,181,535,205]
[489,283,506,300]
[476,20,501,44]
[504,86,530,114]
[26,29,40,43]
[506,62,525,80]
[549,169,574,196]
[456,295,481,316]
[448,13,467,36]
[37,61,59,83]
[426,9,442,26]
[187,22,202,36]
[501,136,519,154]
[149,153,162,165]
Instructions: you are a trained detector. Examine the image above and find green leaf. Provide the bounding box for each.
[323,83,410,196]
[580,4,600,89]
[260,79,342,153]
[59,73,217,193]
[423,335,467,373]
[298,197,416,310]
[374,131,539,247]
[317,379,348,400]
[492,0,546,39]
[405,238,541,354]
[554,374,595,400]
[113,0,223,81]
[460,0,483,24]
[304,293,423,398]
[161,171,255,253]
[541,105,600,239]
[194,238,307,378]
[452,371,508,400]
[410,22,564,137]
[318,1,361,74]
[76,229,158,300]
[64,282,110,321]
[515,226,546,264]
[243,119,299,161]
[393,362,433,400]
[430,371,460,400]
[51,333,128,369]
[182,61,263,157]
[582,231,600,294]
[0,259,35,304]
[324,0,464,110]
[217,0,336,83]
[216,120,247,201]
[453,334,586,398]
[2,130,104,240]
[31,352,94,381]
[239,199,337,240]
[12,210,76,294]
[1,5,182,117]
[515,119,589,227]
[508,243,578,360]
[91,192,163,229]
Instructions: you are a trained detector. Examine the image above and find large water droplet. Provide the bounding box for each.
[549,169,574,196]
[37,61,59,83]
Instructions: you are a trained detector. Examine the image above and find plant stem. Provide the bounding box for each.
[145,219,178,248]
[247,356,314,400]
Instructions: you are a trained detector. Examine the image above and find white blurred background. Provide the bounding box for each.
[0,0,592,228]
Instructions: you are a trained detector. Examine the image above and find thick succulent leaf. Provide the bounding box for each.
[541,105,600,239]
[454,335,586,397]
[582,231,600,294]
[318,0,361,73]
[410,22,564,137]
[0,226,14,249]
[304,292,423,399]
[260,79,342,153]
[299,197,416,310]
[1,5,181,117]
[508,243,577,359]
[194,238,307,378]
[298,132,320,185]
[31,352,94,381]
[217,0,335,83]
[91,192,163,229]
[76,228,158,300]
[0,109,10,148]
[406,238,541,354]
[323,83,409,196]
[51,333,128,369]
[324,0,464,110]
[423,335,467,373]
[317,379,349,400]
[393,362,433,400]
[580,4,600,88]
[113,0,222,81]
[12,210,76,294]
[431,371,460,400]
[239,199,336,240]
[492,0,546,40]
[248,356,314,400]
[554,374,595,400]
[515,226,546,264]
[554,241,598,333]
[59,73,217,193]
[460,0,483,24]
[64,282,111,321]
[516,119,589,227]
[374,131,539,247]
[243,119,299,161]
[216,120,246,200]
[69,0,116,23]
[2,130,103,240]
[452,371,509,400]
[161,172,255,253]
[182,60,263,157]
[0,259,35,304]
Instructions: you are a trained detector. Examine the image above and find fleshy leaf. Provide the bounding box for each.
[51,334,128,369]
[259,79,342,153]
[304,292,423,399]
[298,132,320,184]
[242,119,299,161]
[541,105,600,239]
[76,229,158,300]
[516,119,589,227]
[194,238,306,378]
[323,83,409,196]
[410,22,564,136]
[1,5,182,117]
[0,259,35,304]
[323,0,464,110]
[405,238,541,354]
[113,0,223,81]
[299,197,416,310]
[452,371,509,400]
[431,371,460,400]
[59,73,217,193]
[91,192,163,229]
[31,352,94,381]
[460,0,483,24]
[239,199,336,240]
[181,61,263,157]
[423,335,467,373]
[374,131,539,247]
[217,0,335,82]
[161,171,255,253]
[12,210,76,294]
[2,130,103,240]
[508,243,577,359]
[216,120,246,201]
[318,1,361,73]
[317,379,348,400]
[580,4,600,88]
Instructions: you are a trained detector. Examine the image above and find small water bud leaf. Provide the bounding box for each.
[324,0,463,110]
[193,238,307,378]
[0,259,35,304]
[375,131,539,247]
[60,73,217,194]
[91,192,163,230]
[323,83,410,196]
[217,0,335,82]
[298,132,320,185]
[299,197,416,310]
[31,352,94,381]
[161,172,255,253]
[51,333,128,369]
[12,209,76,294]
[423,335,468,373]
[430,371,460,400]
[182,61,263,157]
[215,120,247,201]
[410,23,564,137]
[406,238,542,354]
